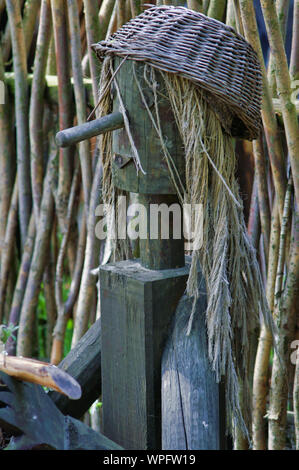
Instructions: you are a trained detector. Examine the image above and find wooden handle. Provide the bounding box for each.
[0,354,81,399]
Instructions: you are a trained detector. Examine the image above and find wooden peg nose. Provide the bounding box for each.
[55,112,124,148]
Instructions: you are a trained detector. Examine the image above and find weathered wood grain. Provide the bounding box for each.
[162,270,225,450]
[55,112,124,148]
[100,258,190,449]
[111,57,185,194]
[138,194,185,270]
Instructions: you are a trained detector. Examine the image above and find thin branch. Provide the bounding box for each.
[29,0,52,223]
[260,0,299,209]
[239,0,287,223]
[6,0,32,246]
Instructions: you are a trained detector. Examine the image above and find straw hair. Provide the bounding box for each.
[160,71,275,437]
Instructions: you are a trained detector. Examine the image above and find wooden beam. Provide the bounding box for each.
[49,318,101,419]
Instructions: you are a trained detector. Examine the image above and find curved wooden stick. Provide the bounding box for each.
[0,354,81,399]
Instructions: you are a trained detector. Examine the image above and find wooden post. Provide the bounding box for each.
[100,259,189,449]
[138,194,185,270]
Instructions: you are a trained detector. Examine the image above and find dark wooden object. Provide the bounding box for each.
[0,372,121,450]
[162,274,225,450]
[111,58,185,194]
[49,318,101,419]
[138,194,185,270]
[99,258,190,449]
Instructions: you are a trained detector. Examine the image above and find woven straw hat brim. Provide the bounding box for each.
[92,5,262,140]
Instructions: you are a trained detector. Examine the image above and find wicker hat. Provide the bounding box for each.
[92,5,262,141]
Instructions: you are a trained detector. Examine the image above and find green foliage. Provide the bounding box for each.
[64,318,73,358]
[0,323,19,344]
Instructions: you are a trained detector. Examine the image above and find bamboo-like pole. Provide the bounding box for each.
[51,0,73,224]
[51,163,80,365]
[267,0,290,96]
[23,0,42,56]
[1,16,12,64]
[290,0,299,82]
[6,215,36,356]
[82,0,102,106]
[260,0,299,210]
[290,6,299,448]
[130,0,142,16]
[46,35,57,74]
[274,178,293,310]
[202,0,209,14]
[226,0,236,29]
[17,150,55,357]
[67,0,92,219]
[239,0,287,220]
[0,180,18,323]
[0,52,14,263]
[294,345,299,449]
[252,202,280,449]
[99,0,116,40]
[232,0,244,36]
[268,187,298,450]
[187,0,202,12]
[51,0,79,277]
[0,0,5,15]
[207,0,226,20]
[1,1,28,63]
[247,173,261,251]
[116,0,126,27]
[29,0,52,224]
[105,1,117,39]
[6,0,32,247]
[71,158,103,347]
[51,213,86,363]
[252,135,271,268]
[43,255,57,358]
